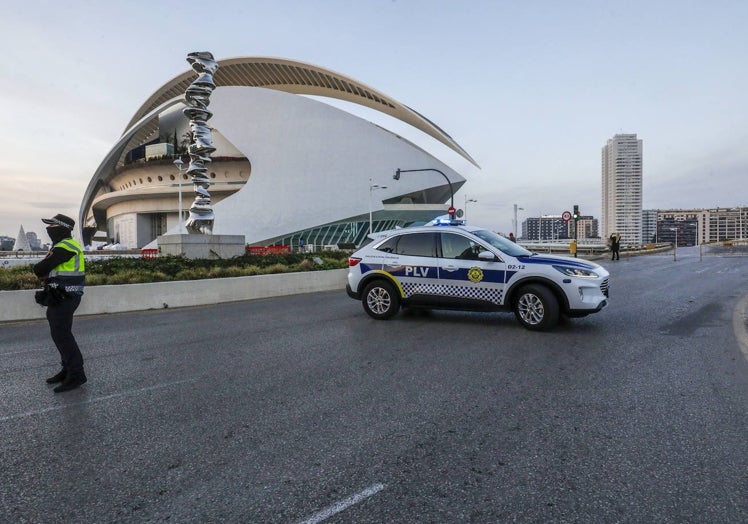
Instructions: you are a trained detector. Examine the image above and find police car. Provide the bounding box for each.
[345,220,609,331]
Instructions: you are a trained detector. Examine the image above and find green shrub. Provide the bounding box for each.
[174,268,210,281]
[0,251,352,290]
[0,265,40,290]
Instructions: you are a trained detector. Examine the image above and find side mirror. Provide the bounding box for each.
[478,250,497,261]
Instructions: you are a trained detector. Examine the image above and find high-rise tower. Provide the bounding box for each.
[601,134,642,245]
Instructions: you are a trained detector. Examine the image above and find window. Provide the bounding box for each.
[440,233,484,260]
[377,232,437,257]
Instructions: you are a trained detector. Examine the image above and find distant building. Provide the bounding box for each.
[643,208,746,245]
[699,207,747,242]
[573,216,599,240]
[0,236,14,251]
[26,231,42,251]
[642,209,658,243]
[657,210,699,246]
[522,215,598,241]
[12,226,31,251]
[602,134,643,246]
[522,215,569,241]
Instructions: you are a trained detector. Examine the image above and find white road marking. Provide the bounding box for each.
[733,293,748,363]
[0,378,196,423]
[298,483,386,524]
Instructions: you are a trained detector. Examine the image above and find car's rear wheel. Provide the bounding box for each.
[362,280,400,319]
[513,284,559,331]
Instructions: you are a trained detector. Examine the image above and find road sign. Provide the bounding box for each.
[562,211,572,222]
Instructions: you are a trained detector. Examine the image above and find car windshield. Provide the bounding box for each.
[472,229,533,257]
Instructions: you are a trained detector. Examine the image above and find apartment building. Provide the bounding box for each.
[602,134,643,246]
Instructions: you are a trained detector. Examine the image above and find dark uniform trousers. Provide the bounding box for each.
[46,294,84,374]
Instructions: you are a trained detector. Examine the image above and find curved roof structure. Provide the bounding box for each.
[126,56,478,168]
[80,56,475,248]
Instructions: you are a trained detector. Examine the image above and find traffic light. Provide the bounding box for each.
[572,205,580,220]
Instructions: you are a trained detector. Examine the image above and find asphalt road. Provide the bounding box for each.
[1,247,747,523]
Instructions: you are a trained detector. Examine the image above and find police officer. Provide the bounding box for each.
[33,214,87,393]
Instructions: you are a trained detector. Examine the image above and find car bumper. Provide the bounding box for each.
[346,283,359,300]
[568,299,607,317]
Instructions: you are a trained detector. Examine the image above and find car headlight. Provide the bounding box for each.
[553,265,598,278]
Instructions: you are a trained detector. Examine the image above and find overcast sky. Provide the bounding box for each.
[2,0,746,241]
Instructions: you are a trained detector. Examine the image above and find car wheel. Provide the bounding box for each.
[362,280,400,320]
[513,284,559,331]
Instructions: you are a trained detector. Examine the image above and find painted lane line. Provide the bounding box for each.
[1,348,50,357]
[298,483,386,524]
[733,293,748,363]
[0,378,196,423]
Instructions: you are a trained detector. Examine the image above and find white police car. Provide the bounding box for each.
[346,221,609,331]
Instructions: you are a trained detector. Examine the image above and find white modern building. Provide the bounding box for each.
[601,134,643,246]
[80,57,478,249]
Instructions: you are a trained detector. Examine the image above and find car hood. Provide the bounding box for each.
[515,254,601,270]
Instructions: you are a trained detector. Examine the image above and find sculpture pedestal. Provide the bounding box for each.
[157,234,246,259]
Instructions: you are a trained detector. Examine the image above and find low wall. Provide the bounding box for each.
[0,269,348,323]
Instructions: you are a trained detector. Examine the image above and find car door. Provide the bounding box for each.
[437,231,507,308]
[377,231,441,306]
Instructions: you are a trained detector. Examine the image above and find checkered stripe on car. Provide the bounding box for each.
[401,282,443,297]
[401,282,503,304]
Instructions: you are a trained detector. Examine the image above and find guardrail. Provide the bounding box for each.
[518,241,609,256]
[0,250,46,259]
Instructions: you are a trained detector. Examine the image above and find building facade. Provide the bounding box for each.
[642,209,658,244]
[522,216,569,241]
[699,207,747,243]
[522,215,599,242]
[602,134,643,246]
[80,57,477,249]
[643,208,746,245]
[656,210,699,246]
[572,216,599,240]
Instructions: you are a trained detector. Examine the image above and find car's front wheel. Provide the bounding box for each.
[362,280,400,319]
[513,284,559,331]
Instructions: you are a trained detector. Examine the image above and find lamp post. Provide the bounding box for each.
[369,178,387,235]
[464,196,477,220]
[394,168,454,214]
[173,156,185,233]
[670,227,678,262]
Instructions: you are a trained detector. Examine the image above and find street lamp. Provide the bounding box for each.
[394,168,454,214]
[670,227,678,262]
[173,156,185,234]
[464,196,477,220]
[369,178,387,235]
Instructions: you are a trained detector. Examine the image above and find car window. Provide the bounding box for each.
[440,233,485,260]
[472,229,532,257]
[377,232,437,257]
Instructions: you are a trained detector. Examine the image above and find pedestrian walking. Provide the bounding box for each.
[33,214,87,393]
[609,232,621,261]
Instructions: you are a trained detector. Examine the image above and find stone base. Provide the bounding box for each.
[157,234,246,259]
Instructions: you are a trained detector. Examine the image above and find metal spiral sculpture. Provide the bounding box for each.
[183,51,218,234]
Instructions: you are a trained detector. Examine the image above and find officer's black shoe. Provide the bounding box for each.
[46,370,67,384]
[53,373,87,393]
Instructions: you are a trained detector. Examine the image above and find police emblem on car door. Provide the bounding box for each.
[437,232,506,307]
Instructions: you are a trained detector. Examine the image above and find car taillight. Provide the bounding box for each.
[348,257,362,267]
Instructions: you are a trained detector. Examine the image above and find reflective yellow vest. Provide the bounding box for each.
[49,238,85,294]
